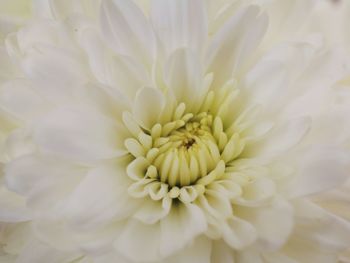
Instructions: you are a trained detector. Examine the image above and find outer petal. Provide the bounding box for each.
[164,48,204,111]
[16,239,79,263]
[206,5,268,88]
[151,0,208,57]
[100,0,156,67]
[115,219,161,262]
[132,87,165,130]
[243,116,311,160]
[289,146,350,198]
[159,203,208,257]
[5,155,85,210]
[0,79,52,122]
[221,216,257,250]
[0,186,31,222]
[33,107,128,162]
[61,163,140,230]
[163,236,212,263]
[237,197,294,250]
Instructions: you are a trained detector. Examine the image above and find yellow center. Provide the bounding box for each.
[124,85,247,202]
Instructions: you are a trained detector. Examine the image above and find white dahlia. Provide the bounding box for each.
[1,0,350,262]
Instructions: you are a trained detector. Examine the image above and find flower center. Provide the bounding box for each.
[152,113,222,187]
[124,85,248,203]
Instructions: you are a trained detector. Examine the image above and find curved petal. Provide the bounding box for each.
[0,79,51,122]
[100,0,156,67]
[164,48,203,111]
[133,196,172,224]
[115,219,161,262]
[163,236,212,263]
[0,186,32,222]
[160,203,207,258]
[133,87,165,130]
[221,216,257,250]
[151,0,208,57]
[33,107,128,162]
[62,164,140,230]
[289,146,350,198]
[206,5,268,88]
[237,197,294,250]
[243,116,311,160]
[5,154,85,210]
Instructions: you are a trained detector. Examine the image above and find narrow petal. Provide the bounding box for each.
[164,48,203,110]
[0,186,31,222]
[164,236,212,263]
[62,164,140,230]
[222,217,257,250]
[237,198,294,250]
[5,155,85,210]
[100,0,156,67]
[244,116,311,160]
[151,0,207,56]
[0,79,51,122]
[33,107,128,162]
[133,87,165,130]
[115,219,161,262]
[160,203,207,257]
[290,146,350,197]
[206,6,268,88]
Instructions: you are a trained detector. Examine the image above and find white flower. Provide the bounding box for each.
[1,0,350,262]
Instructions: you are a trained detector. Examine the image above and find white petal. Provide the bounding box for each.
[206,5,268,88]
[74,82,130,121]
[100,0,156,67]
[197,190,232,219]
[160,203,207,257]
[62,164,140,230]
[0,79,51,122]
[290,146,350,197]
[164,48,203,110]
[263,253,298,263]
[109,55,151,99]
[5,155,85,210]
[292,199,350,251]
[222,217,257,250]
[164,236,212,263]
[237,198,294,250]
[33,107,127,162]
[0,186,31,222]
[49,0,102,19]
[133,196,172,224]
[244,116,311,160]
[234,177,276,207]
[151,0,207,57]
[0,46,17,81]
[16,239,79,263]
[21,44,89,104]
[79,28,151,99]
[210,240,235,263]
[115,219,161,262]
[133,87,165,129]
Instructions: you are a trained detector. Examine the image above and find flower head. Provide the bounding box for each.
[1,0,350,262]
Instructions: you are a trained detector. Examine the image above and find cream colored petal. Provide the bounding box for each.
[237,197,294,250]
[221,216,257,250]
[100,0,156,67]
[33,107,128,162]
[206,5,268,88]
[115,219,161,262]
[164,48,203,111]
[133,87,165,130]
[160,203,207,258]
[151,0,207,57]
